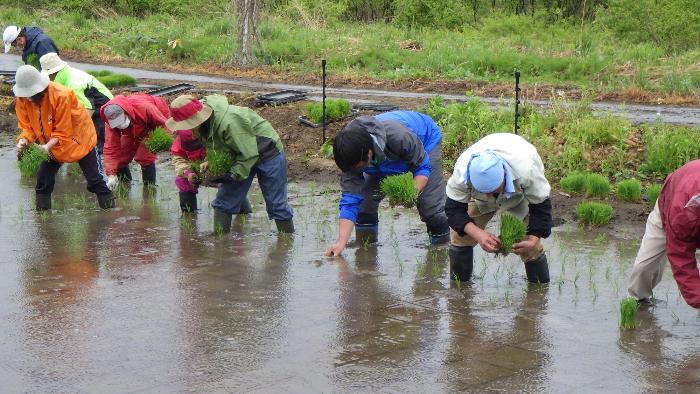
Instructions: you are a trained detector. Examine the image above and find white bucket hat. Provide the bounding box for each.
[40,53,67,75]
[3,26,21,53]
[13,65,49,98]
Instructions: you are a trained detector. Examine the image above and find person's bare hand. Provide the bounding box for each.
[474,228,501,253]
[512,235,540,256]
[324,242,346,257]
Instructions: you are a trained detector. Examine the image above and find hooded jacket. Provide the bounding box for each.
[338,111,442,222]
[16,82,96,163]
[54,65,113,111]
[198,95,283,181]
[657,159,700,308]
[100,94,170,175]
[22,27,59,64]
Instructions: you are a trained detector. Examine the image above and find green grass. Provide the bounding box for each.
[305,99,351,124]
[380,173,417,208]
[17,144,49,177]
[576,201,614,226]
[499,213,527,256]
[584,174,610,198]
[646,184,662,205]
[86,70,137,87]
[319,138,333,159]
[560,171,587,194]
[143,127,174,153]
[620,297,639,329]
[616,179,642,201]
[205,149,234,177]
[642,123,700,177]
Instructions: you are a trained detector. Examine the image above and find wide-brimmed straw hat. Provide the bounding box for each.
[40,52,68,75]
[13,65,49,98]
[166,95,213,131]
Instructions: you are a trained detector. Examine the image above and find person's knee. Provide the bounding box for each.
[357,212,379,226]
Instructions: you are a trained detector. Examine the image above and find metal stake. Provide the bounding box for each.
[514,69,521,134]
[322,59,327,145]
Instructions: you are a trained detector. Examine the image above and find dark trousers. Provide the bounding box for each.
[36,149,111,196]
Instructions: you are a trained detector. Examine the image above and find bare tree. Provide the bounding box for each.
[232,0,261,67]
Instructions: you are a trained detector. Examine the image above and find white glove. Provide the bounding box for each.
[39,144,50,153]
[16,138,28,149]
[106,175,119,191]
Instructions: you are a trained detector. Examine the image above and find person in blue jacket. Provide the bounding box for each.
[324,111,450,256]
[3,26,59,66]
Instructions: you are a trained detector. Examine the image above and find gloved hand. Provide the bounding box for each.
[39,143,51,153]
[16,138,29,160]
[106,175,119,191]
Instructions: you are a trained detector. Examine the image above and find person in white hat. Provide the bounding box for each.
[445,133,553,284]
[40,53,113,169]
[3,26,59,67]
[13,65,115,210]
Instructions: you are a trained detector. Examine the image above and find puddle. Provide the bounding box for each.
[0,136,698,392]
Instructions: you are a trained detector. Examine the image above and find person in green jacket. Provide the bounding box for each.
[166,94,294,234]
[39,52,113,169]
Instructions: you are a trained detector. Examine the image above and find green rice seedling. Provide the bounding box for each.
[576,201,614,226]
[584,173,610,197]
[616,179,642,201]
[498,213,527,255]
[560,171,587,194]
[144,127,174,153]
[205,149,234,178]
[17,144,49,177]
[619,297,639,329]
[87,70,137,87]
[646,184,662,205]
[431,262,441,278]
[305,99,351,124]
[380,173,417,208]
[453,274,462,289]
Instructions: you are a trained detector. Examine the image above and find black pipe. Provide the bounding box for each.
[322,59,327,145]
[514,69,521,135]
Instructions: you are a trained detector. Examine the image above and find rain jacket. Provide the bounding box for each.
[100,94,170,176]
[21,26,59,64]
[198,94,283,181]
[657,159,700,308]
[15,82,96,163]
[445,133,552,238]
[54,65,113,111]
[171,130,206,177]
[338,111,441,222]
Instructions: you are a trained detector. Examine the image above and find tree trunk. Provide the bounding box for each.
[233,0,260,67]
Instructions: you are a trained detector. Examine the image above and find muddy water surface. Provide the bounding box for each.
[0,138,699,392]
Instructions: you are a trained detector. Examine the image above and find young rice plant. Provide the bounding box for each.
[619,297,639,329]
[576,201,614,226]
[646,184,662,205]
[306,99,351,124]
[17,144,49,177]
[205,149,234,177]
[144,127,174,153]
[616,179,642,201]
[87,70,136,87]
[585,173,610,197]
[380,173,418,208]
[499,213,527,255]
[560,171,587,194]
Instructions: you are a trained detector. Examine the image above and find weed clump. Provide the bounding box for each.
[616,179,642,201]
[585,173,610,197]
[620,297,639,329]
[576,201,614,226]
[319,138,333,159]
[380,173,417,207]
[205,149,234,177]
[144,127,173,153]
[499,213,527,255]
[17,144,49,177]
[646,184,662,205]
[306,99,351,124]
[560,171,587,194]
[86,70,136,87]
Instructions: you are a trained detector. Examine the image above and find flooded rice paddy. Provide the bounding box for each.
[0,138,699,393]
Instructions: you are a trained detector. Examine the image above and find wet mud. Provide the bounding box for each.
[0,136,699,392]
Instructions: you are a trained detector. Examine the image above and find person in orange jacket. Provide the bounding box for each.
[14,65,115,210]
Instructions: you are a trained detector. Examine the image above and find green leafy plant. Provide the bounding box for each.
[576,201,614,226]
[560,171,587,194]
[380,173,417,208]
[86,70,136,87]
[619,297,639,329]
[499,213,527,255]
[143,127,174,153]
[585,173,610,197]
[17,144,49,177]
[205,149,234,177]
[616,179,642,201]
[646,184,662,205]
[319,138,333,159]
[305,99,351,124]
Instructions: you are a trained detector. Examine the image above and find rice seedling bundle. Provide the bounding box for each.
[144,127,174,153]
[380,173,417,208]
[17,144,49,177]
[499,213,527,255]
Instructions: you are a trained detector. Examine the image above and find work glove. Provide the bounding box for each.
[106,175,119,191]
[39,143,51,153]
[16,138,28,160]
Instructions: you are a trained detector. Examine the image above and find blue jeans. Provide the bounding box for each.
[211,152,293,220]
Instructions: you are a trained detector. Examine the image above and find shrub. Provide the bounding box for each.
[585,173,610,197]
[499,213,527,255]
[560,171,587,194]
[646,184,662,205]
[619,297,639,329]
[143,127,173,153]
[616,179,642,201]
[305,99,352,124]
[205,149,234,177]
[380,173,417,207]
[576,201,614,226]
[642,124,700,177]
[17,144,49,177]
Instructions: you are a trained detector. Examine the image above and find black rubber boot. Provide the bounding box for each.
[355,224,378,245]
[97,192,116,209]
[179,192,197,213]
[428,222,450,245]
[35,193,52,211]
[525,254,551,284]
[213,209,232,234]
[449,245,474,282]
[141,164,156,186]
[238,197,252,214]
[116,166,132,182]
[275,219,295,234]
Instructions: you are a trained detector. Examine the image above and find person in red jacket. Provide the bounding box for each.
[99,94,170,190]
[628,160,700,309]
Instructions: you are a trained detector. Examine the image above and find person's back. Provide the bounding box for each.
[22,26,59,64]
[54,65,113,111]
